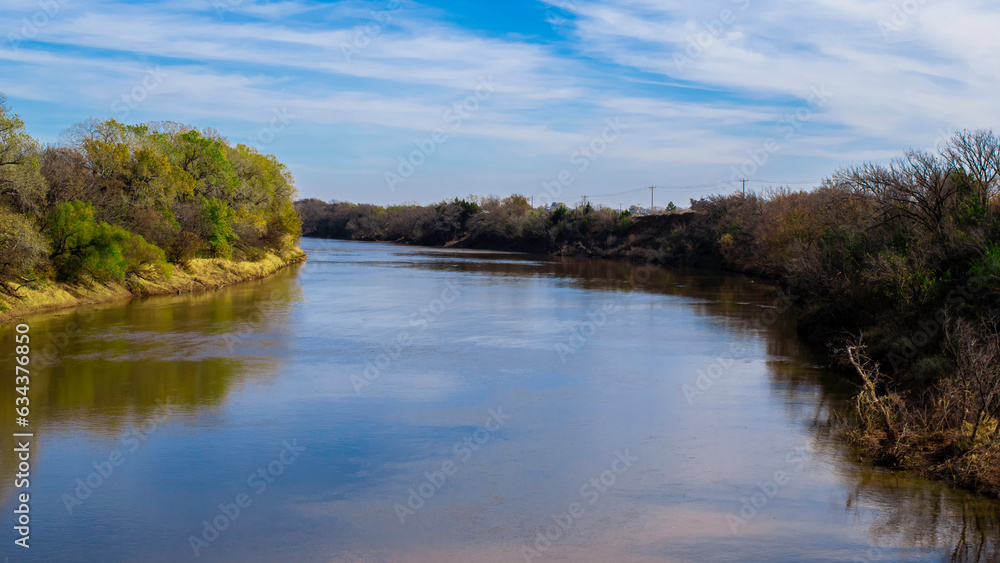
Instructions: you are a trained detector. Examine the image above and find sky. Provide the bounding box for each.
[2,0,1000,208]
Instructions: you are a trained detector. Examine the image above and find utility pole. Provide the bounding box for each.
[741,178,746,197]
[648,186,656,213]
[581,195,589,207]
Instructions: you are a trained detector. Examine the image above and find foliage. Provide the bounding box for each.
[0,206,48,291]
[296,130,1000,496]
[296,196,635,255]
[0,94,46,213]
[197,196,237,259]
[45,201,170,282]
[0,92,300,285]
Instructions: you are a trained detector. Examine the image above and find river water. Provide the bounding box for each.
[1,238,997,562]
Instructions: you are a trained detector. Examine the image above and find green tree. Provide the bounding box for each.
[45,201,169,282]
[166,130,238,200]
[0,93,46,213]
[198,196,237,258]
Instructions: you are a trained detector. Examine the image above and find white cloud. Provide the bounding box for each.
[3,0,1000,204]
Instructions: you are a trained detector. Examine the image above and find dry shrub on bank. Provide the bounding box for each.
[843,344,915,468]
[844,316,1000,497]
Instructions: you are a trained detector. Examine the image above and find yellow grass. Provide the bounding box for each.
[0,248,306,324]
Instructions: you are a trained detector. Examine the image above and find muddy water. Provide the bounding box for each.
[1,238,997,562]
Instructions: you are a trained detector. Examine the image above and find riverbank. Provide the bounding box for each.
[0,248,305,324]
[298,184,1000,500]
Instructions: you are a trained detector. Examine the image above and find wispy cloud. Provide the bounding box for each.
[2,0,999,205]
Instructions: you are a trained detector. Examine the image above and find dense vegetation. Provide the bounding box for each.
[295,194,696,258]
[0,93,300,295]
[299,130,1000,497]
[673,133,1000,497]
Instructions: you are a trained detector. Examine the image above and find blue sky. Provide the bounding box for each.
[2,0,999,207]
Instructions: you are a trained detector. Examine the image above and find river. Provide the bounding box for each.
[1,238,997,562]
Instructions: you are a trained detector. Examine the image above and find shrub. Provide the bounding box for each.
[0,206,48,290]
[166,231,203,265]
[122,234,172,279]
[262,200,301,252]
[45,201,170,282]
[198,196,237,259]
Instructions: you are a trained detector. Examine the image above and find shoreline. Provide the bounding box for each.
[302,235,1000,500]
[0,248,306,324]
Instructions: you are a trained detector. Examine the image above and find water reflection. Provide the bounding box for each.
[331,243,1000,561]
[0,240,996,562]
[842,471,1000,562]
[0,267,302,506]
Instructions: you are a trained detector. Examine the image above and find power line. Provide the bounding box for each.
[746,179,822,185]
[573,178,827,206]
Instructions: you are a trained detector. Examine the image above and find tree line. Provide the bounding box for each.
[295,194,640,254]
[298,130,1000,497]
[0,93,301,293]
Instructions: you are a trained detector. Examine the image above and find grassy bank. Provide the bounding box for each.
[0,95,303,326]
[0,248,304,324]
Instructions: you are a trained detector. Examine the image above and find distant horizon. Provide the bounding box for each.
[4,0,998,207]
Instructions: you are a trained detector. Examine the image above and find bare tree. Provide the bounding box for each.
[834,150,958,236]
[942,129,1000,209]
[945,313,1000,443]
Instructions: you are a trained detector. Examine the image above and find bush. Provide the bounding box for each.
[0,206,48,290]
[45,201,170,282]
[198,196,237,259]
[166,231,202,265]
[122,234,172,279]
[262,200,302,252]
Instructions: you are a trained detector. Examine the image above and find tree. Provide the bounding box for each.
[834,150,958,237]
[45,201,169,282]
[0,206,48,293]
[942,130,1000,211]
[197,196,237,258]
[165,130,237,200]
[0,93,46,213]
